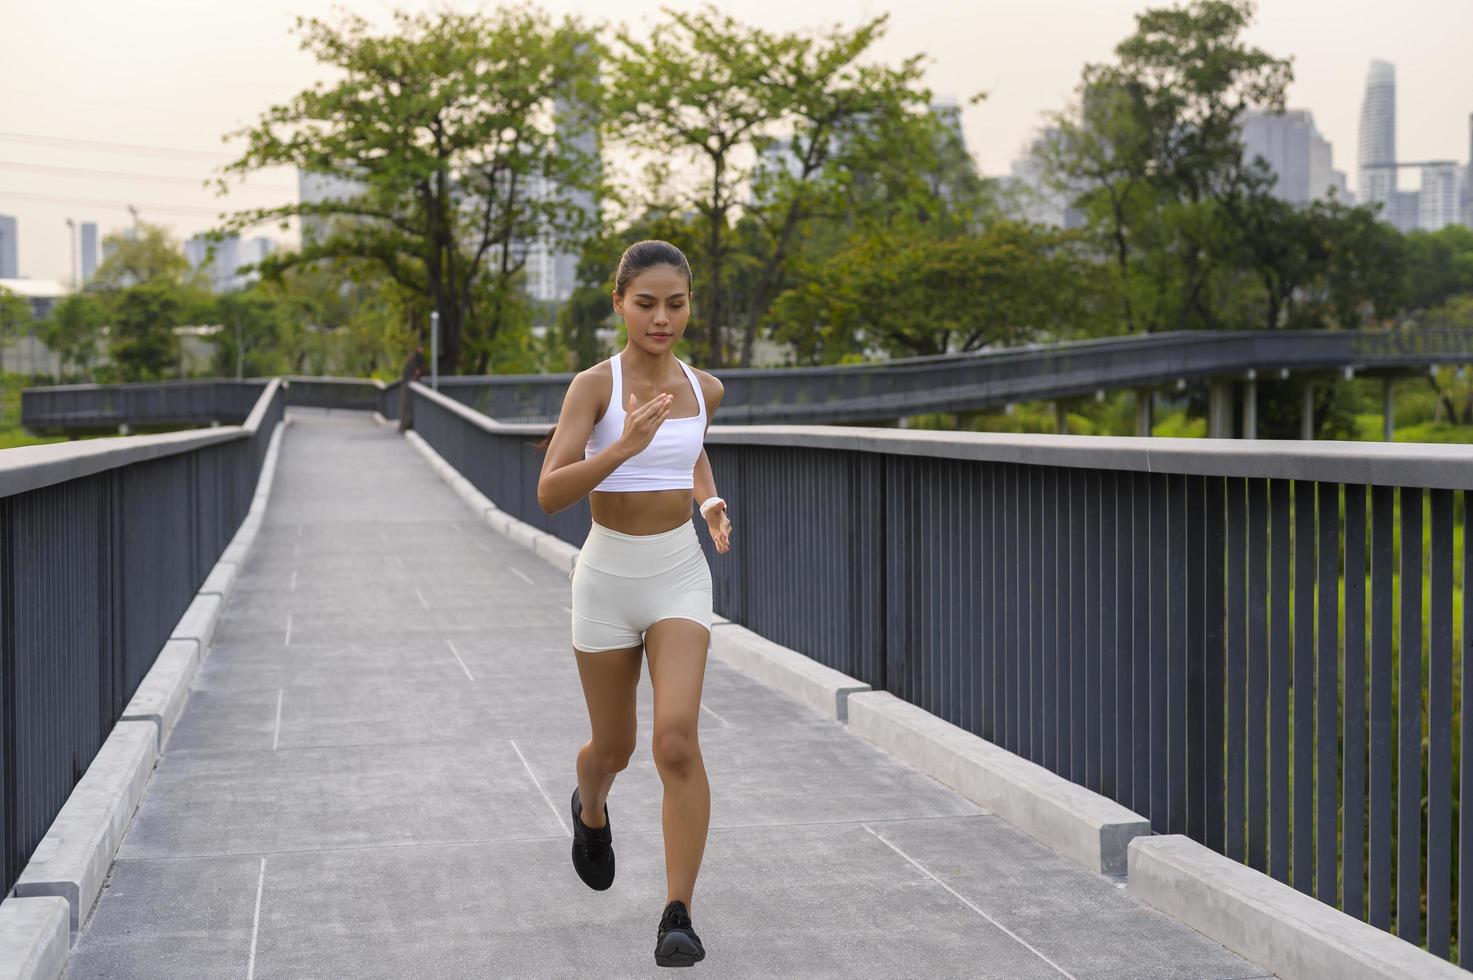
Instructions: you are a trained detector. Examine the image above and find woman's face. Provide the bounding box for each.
[613,264,692,355]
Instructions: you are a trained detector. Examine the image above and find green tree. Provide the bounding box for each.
[105,281,183,382]
[38,293,108,379]
[211,286,312,378]
[1047,0,1292,332]
[768,221,1098,362]
[90,223,196,290]
[0,286,32,380]
[218,6,601,377]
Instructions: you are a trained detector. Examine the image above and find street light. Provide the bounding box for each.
[65,218,77,289]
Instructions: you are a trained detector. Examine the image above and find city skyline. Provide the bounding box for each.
[3,0,1470,282]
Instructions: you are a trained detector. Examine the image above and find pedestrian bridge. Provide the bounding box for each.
[1,373,1470,978]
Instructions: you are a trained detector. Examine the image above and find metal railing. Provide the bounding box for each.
[0,380,285,896]
[25,329,1473,433]
[22,376,395,432]
[431,328,1473,424]
[409,378,1473,967]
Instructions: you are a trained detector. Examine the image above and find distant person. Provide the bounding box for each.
[534,240,732,967]
[398,343,425,432]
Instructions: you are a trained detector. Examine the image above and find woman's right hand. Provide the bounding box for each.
[615,391,672,457]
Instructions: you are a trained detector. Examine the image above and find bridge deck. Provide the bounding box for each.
[62,411,1265,979]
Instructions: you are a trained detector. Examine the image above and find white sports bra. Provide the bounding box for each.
[584,353,707,492]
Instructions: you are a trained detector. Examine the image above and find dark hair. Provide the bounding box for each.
[614,239,693,296]
[532,240,694,455]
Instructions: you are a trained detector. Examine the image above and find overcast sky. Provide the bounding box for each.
[3,0,1470,283]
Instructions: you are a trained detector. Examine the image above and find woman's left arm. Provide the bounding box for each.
[693,374,731,554]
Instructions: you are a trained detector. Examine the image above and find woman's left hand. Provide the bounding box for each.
[705,501,732,554]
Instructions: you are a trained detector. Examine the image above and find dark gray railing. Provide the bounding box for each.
[20,379,268,432]
[432,328,1473,424]
[22,376,393,433]
[0,380,285,896]
[410,379,1473,968]
[25,329,1473,433]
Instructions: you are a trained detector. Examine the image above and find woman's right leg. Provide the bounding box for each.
[573,644,643,827]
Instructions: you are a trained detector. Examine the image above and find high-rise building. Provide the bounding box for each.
[1240,109,1345,204]
[0,215,17,279]
[1005,128,1086,228]
[1464,114,1473,228]
[79,222,99,284]
[1358,60,1397,214]
[297,169,367,246]
[185,233,275,292]
[1418,163,1463,231]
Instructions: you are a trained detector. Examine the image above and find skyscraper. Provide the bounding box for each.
[1240,109,1344,204]
[0,215,17,279]
[80,222,99,284]
[1418,163,1463,231]
[1357,60,1397,213]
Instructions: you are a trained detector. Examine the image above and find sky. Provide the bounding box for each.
[3,0,1471,284]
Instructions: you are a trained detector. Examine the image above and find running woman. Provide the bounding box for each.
[535,240,733,968]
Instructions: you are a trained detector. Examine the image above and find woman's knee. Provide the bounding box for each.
[651,726,699,777]
[590,736,636,774]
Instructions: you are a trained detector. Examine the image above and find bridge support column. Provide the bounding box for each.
[1242,374,1258,440]
[1300,382,1314,440]
[1207,380,1234,438]
[1135,389,1153,437]
[1382,377,1395,441]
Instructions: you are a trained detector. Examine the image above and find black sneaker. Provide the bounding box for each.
[570,786,614,890]
[655,899,706,967]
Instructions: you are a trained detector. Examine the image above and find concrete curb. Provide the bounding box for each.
[12,724,157,942]
[198,560,238,600]
[846,691,1151,875]
[708,624,871,722]
[1128,835,1464,980]
[168,594,221,658]
[0,898,68,980]
[118,640,200,754]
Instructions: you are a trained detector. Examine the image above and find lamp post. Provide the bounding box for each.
[430,310,439,391]
[65,218,77,289]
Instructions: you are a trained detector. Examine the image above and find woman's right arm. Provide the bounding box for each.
[536,372,672,514]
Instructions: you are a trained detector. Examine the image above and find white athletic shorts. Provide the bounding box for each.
[569,519,713,653]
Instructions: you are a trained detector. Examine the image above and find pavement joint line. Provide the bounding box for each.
[246,856,266,980]
[445,639,476,682]
[509,738,571,836]
[289,568,297,592]
[394,554,406,568]
[283,613,293,647]
[861,823,1080,980]
[510,566,534,587]
[699,702,729,727]
[272,690,283,751]
[414,587,431,610]
[562,604,573,614]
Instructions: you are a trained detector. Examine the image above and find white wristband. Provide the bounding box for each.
[699,496,725,518]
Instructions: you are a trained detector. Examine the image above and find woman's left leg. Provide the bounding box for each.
[643,617,711,911]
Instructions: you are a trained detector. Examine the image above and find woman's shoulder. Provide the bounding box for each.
[685,363,724,398]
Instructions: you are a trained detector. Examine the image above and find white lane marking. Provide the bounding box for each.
[283,613,293,647]
[289,568,298,592]
[510,566,534,587]
[509,738,570,836]
[292,542,300,559]
[861,825,1078,979]
[394,554,406,569]
[699,702,729,727]
[474,539,494,554]
[296,524,302,538]
[414,587,430,610]
[246,856,266,980]
[272,690,284,751]
[445,639,475,682]
[562,605,573,615]
[380,531,391,544]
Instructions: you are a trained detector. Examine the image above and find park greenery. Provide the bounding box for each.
[3,0,1472,438]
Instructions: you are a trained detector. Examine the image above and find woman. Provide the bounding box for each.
[535,240,733,968]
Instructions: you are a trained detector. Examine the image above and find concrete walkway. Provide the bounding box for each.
[62,411,1267,979]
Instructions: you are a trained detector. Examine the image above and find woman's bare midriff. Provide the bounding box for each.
[590,488,695,535]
